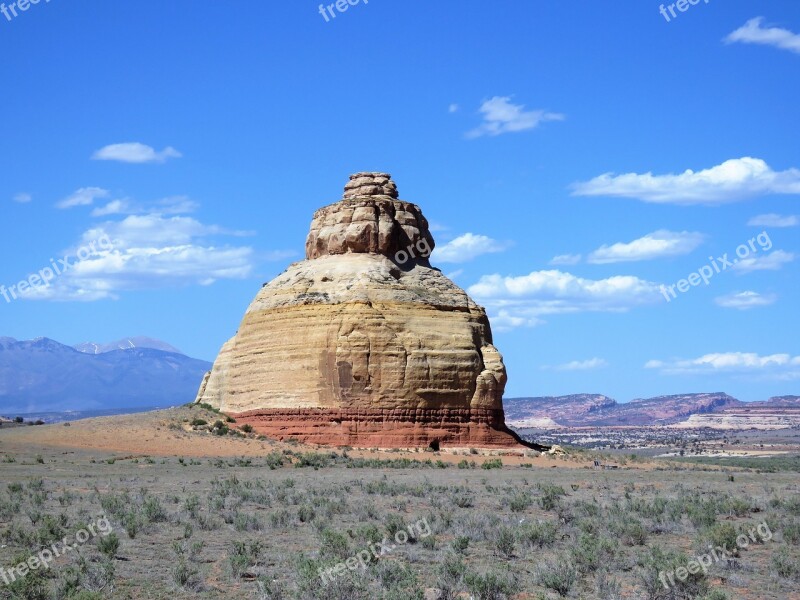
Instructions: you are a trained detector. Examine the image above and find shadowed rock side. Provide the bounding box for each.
[196,173,529,448]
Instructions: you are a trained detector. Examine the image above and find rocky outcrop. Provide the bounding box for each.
[197,173,525,448]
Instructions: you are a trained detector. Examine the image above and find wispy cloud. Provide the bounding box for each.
[733,250,795,273]
[468,269,662,330]
[541,358,608,371]
[489,310,544,331]
[715,290,776,310]
[748,213,798,228]
[571,157,800,205]
[646,352,800,380]
[57,187,110,209]
[588,230,704,264]
[448,103,459,113]
[725,17,800,55]
[92,142,182,164]
[155,196,199,215]
[549,254,582,266]
[433,233,509,263]
[91,199,132,217]
[466,96,564,138]
[13,193,32,203]
[80,193,199,217]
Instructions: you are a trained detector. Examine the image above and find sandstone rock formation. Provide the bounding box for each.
[196,172,529,448]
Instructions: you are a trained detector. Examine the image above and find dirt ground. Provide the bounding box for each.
[0,407,798,600]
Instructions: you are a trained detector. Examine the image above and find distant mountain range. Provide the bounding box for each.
[504,393,800,428]
[0,337,211,415]
[2,336,797,427]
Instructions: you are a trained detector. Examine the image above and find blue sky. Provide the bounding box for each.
[1,0,798,402]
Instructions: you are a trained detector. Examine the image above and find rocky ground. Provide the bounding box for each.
[0,407,798,599]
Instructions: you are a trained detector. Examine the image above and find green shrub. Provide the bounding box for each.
[3,553,49,599]
[518,520,559,549]
[464,568,520,600]
[298,505,316,523]
[688,501,718,529]
[537,484,566,511]
[783,519,800,545]
[97,532,120,558]
[319,527,350,561]
[142,496,167,523]
[229,540,263,578]
[772,547,800,581]
[452,536,470,554]
[494,526,515,558]
[609,517,648,546]
[508,492,533,512]
[123,511,139,539]
[452,494,474,508]
[638,546,709,599]
[436,553,467,600]
[481,459,503,470]
[704,522,739,556]
[571,532,618,574]
[536,556,577,597]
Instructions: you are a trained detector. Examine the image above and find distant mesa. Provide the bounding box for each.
[504,393,800,430]
[197,172,533,449]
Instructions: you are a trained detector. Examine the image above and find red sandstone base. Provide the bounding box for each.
[229,407,539,449]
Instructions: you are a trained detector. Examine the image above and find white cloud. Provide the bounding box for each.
[725,17,800,55]
[469,269,663,330]
[91,199,132,217]
[88,195,199,218]
[748,213,799,228]
[433,233,509,263]
[466,96,564,138]
[92,142,182,164]
[57,187,110,209]
[588,230,704,264]
[157,196,199,214]
[571,157,800,205]
[646,352,800,380]
[448,103,459,113]
[541,358,608,371]
[715,291,776,310]
[446,269,464,280]
[13,193,32,203]
[733,250,795,273]
[549,254,582,266]
[490,310,544,331]
[19,213,261,302]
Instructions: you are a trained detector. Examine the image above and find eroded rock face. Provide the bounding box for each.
[306,173,433,261]
[197,173,524,448]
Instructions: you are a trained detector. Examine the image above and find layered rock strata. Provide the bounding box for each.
[196,172,528,448]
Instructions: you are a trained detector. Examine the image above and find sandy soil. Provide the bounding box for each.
[0,406,598,469]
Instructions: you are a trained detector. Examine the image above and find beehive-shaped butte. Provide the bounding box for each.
[196,172,527,448]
